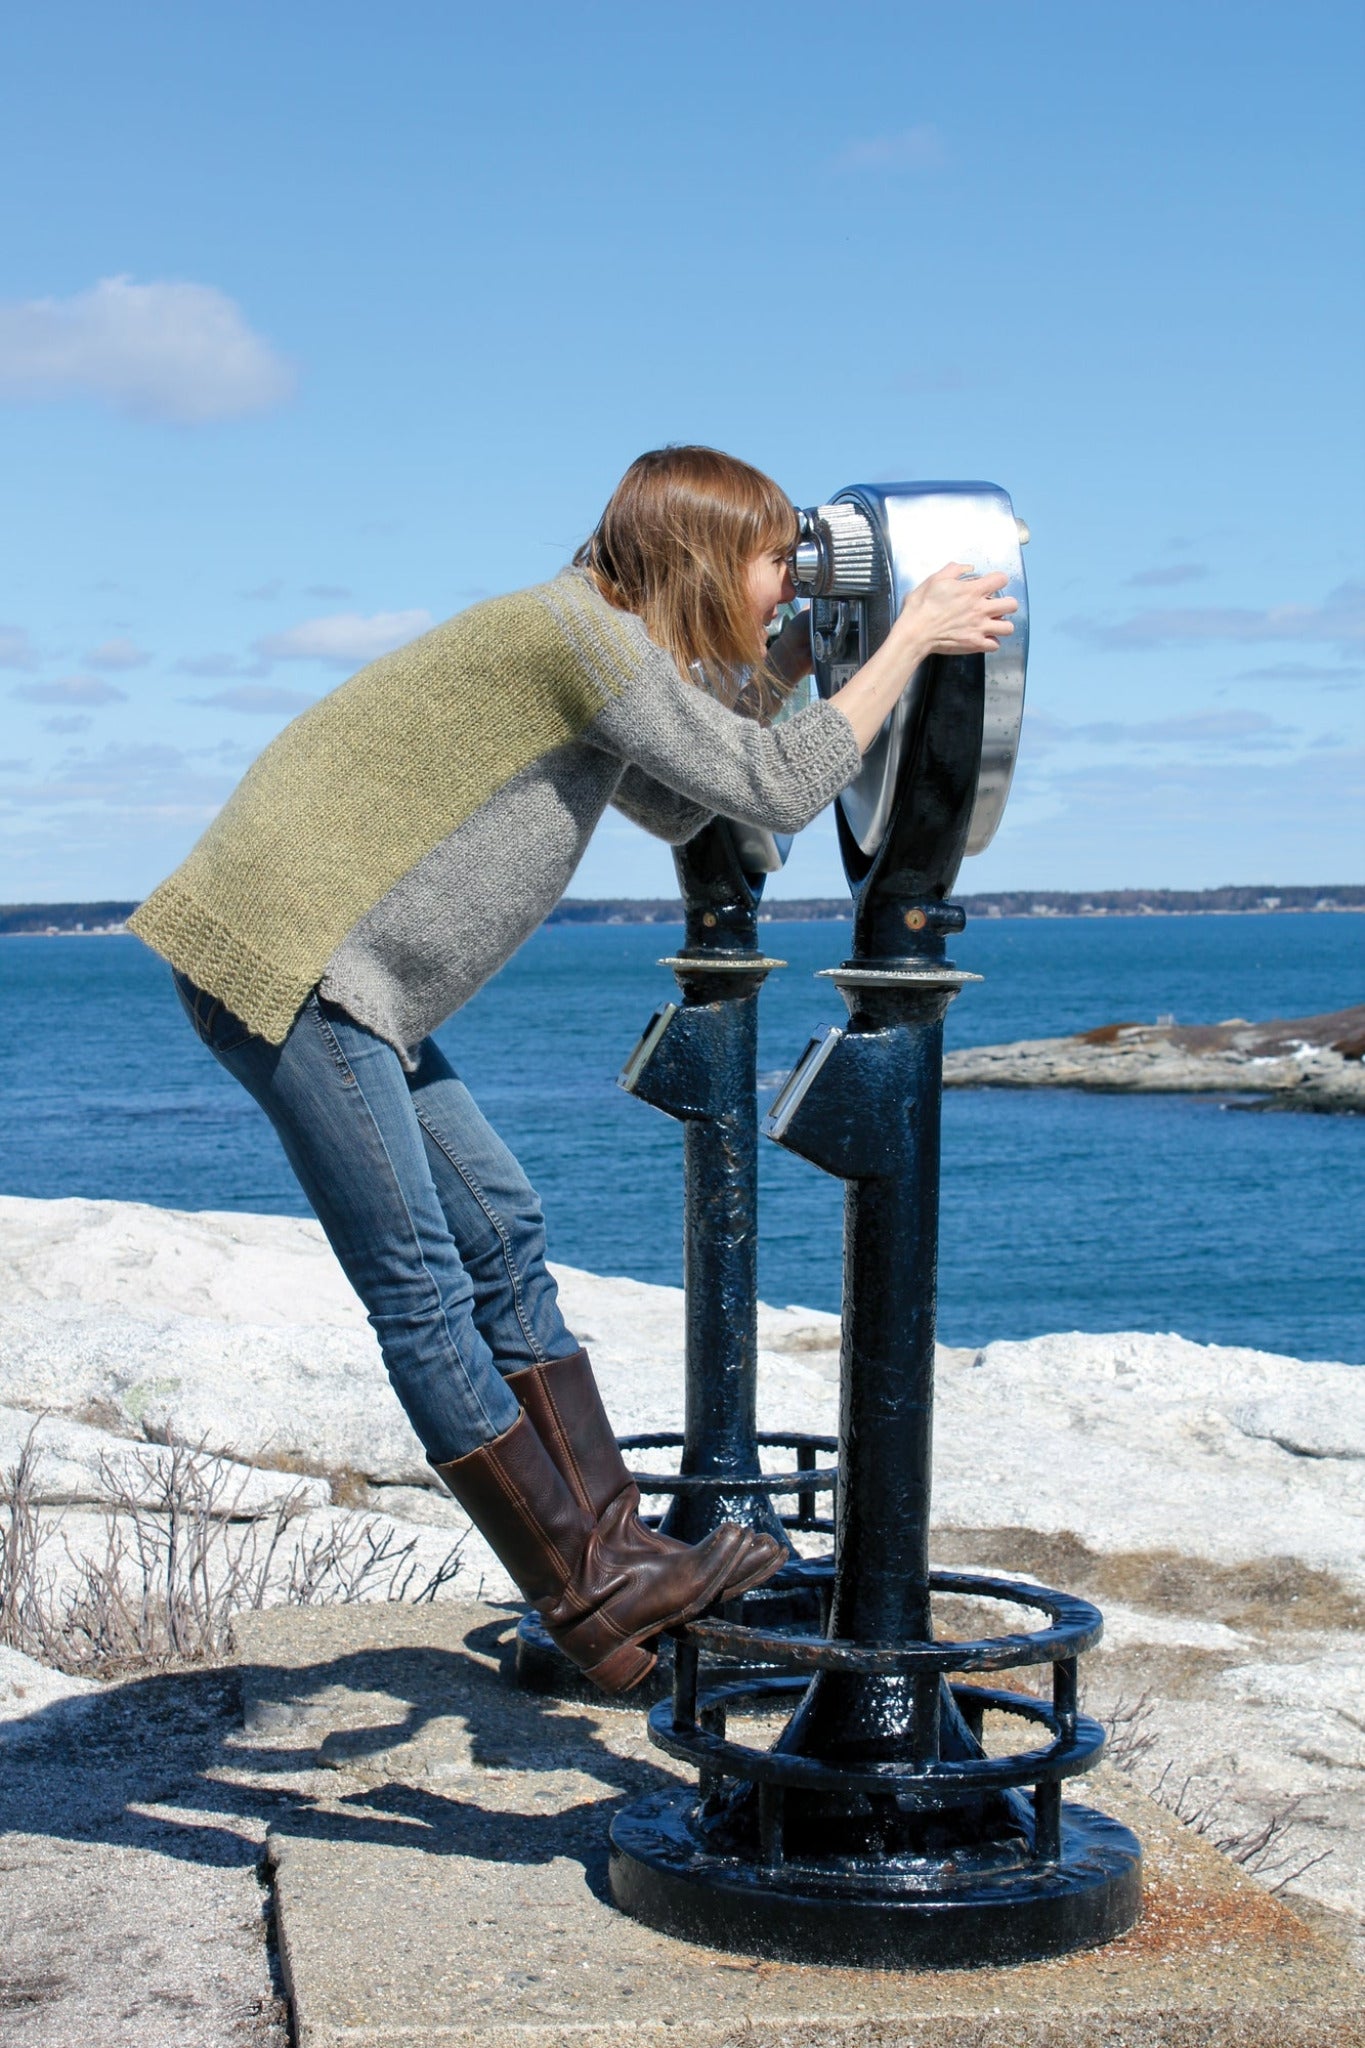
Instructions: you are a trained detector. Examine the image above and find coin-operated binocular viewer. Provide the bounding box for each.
[609,483,1142,1968]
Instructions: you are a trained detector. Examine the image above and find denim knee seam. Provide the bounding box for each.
[414,1107,550,1364]
[310,999,362,1086]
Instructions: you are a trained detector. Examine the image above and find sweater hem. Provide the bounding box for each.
[128,879,316,1045]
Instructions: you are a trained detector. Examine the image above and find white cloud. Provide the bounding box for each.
[42,714,92,735]
[835,125,944,171]
[1062,577,1365,651]
[189,684,316,714]
[0,276,295,424]
[10,674,127,706]
[84,636,151,670]
[255,610,433,668]
[0,626,39,670]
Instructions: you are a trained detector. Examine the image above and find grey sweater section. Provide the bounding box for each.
[320,569,861,1064]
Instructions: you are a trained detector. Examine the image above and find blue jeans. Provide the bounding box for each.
[174,973,577,1462]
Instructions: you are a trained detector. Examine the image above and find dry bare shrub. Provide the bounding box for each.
[1149,1761,1331,1895]
[1101,1691,1160,1771]
[0,1421,464,1679]
[0,1429,67,1668]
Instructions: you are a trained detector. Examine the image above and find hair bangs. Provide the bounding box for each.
[575,446,800,718]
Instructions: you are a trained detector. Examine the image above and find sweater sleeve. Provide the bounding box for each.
[589,656,864,836]
[610,764,714,845]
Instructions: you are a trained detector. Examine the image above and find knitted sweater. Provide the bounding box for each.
[129,567,862,1059]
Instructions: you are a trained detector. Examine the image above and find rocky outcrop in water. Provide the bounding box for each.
[945,1003,1365,1112]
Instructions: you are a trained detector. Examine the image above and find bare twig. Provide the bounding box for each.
[1100,1691,1160,1772]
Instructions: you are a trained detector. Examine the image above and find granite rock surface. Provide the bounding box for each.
[0,1191,1360,2007]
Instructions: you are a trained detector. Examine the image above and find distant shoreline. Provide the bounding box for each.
[2,885,1363,936]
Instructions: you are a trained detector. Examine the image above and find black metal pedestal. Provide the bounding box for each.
[515,820,833,1698]
[608,655,1141,1965]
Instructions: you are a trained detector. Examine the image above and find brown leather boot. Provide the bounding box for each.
[430,1409,775,1695]
[506,1348,786,1601]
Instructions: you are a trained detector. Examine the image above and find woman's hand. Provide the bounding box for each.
[893,562,1017,656]
[830,562,1017,756]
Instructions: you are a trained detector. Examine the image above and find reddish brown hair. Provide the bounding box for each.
[575,445,798,716]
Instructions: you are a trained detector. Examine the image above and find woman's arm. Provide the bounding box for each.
[591,666,864,836]
[611,764,713,845]
[578,560,1018,838]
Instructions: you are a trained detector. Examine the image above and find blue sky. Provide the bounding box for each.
[2,0,1361,902]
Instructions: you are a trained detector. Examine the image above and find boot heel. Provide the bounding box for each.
[584,1638,658,1695]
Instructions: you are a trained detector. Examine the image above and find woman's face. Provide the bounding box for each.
[744,546,796,634]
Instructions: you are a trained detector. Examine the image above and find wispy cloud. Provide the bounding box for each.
[1022,707,1299,754]
[187,683,316,714]
[42,714,93,735]
[0,740,233,814]
[1125,563,1208,588]
[240,578,283,602]
[1231,660,1363,685]
[834,125,944,172]
[254,609,432,668]
[1067,709,1298,749]
[84,636,150,671]
[0,626,39,671]
[1012,740,1365,814]
[1061,577,1365,652]
[174,653,251,679]
[304,583,351,601]
[0,276,295,424]
[10,673,127,706]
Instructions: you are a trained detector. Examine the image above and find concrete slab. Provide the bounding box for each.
[233,1603,1364,2047]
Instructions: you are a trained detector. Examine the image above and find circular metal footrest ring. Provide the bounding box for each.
[677,1570,1103,1675]
[651,1673,1104,1808]
[655,1572,1106,1826]
[616,1430,836,1536]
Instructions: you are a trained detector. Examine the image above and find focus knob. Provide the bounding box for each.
[791,503,878,596]
[819,503,878,592]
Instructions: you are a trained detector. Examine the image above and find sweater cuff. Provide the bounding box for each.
[778,695,864,807]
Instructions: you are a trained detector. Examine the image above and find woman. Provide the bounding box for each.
[130,445,1015,1693]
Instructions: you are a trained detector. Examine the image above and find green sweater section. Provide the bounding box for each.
[129,585,631,1043]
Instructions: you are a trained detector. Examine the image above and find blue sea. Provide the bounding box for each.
[0,914,1361,1364]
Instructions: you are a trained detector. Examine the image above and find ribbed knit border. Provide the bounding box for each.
[128,880,316,1045]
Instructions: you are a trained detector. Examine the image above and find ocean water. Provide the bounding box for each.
[0,914,1361,1364]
